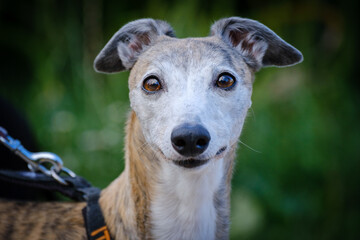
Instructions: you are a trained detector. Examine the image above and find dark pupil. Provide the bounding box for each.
[218,75,233,87]
[146,79,160,90]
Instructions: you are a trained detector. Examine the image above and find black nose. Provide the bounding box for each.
[171,123,211,157]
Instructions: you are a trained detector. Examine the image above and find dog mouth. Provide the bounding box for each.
[173,159,210,168]
[171,146,227,169]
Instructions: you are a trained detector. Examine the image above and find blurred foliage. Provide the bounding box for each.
[0,0,359,239]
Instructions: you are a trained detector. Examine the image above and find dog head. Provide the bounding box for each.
[94,17,302,169]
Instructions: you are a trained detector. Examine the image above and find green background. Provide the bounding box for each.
[0,0,359,239]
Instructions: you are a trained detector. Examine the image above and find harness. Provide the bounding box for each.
[0,127,113,240]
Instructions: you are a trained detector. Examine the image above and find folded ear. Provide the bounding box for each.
[210,17,303,71]
[94,18,175,73]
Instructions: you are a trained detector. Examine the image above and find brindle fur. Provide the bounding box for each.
[0,201,86,239]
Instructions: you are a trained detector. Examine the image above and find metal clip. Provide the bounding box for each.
[0,126,76,185]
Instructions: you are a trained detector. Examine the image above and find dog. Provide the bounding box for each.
[0,17,302,240]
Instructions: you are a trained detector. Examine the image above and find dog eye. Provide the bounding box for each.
[143,76,161,92]
[216,74,236,90]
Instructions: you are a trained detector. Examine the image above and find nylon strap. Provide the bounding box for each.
[82,188,112,240]
[0,170,90,200]
[0,170,113,240]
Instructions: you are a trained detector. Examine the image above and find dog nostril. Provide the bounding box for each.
[175,139,186,147]
[196,138,207,148]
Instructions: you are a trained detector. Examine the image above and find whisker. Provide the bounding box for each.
[138,142,150,153]
[249,107,256,120]
[238,139,261,153]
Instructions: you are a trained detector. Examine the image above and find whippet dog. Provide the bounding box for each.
[0,17,302,240]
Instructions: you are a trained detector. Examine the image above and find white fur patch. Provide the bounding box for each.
[150,158,224,240]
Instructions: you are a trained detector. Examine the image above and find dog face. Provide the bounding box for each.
[128,36,253,168]
[94,17,302,169]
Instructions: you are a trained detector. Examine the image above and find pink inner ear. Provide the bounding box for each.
[229,30,256,54]
[229,30,247,46]
[228,29,268,69]
[128,33,151,53]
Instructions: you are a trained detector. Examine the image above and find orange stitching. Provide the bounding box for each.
[91,226,106,236]
[91,226,111,240]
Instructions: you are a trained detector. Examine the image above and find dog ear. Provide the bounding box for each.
[94,19,175,73]
[210,17,303,71]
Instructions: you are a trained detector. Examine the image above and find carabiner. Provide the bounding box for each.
[0,126,76,185]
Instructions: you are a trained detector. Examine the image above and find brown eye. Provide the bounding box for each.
[216,74,236,90]
[143,77,161,92]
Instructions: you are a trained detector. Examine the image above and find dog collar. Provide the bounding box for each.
[0,170,114,240]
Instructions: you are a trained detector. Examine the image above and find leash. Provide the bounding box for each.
[0,126,113,240]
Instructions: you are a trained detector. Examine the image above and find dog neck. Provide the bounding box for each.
[100,111,236,239]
